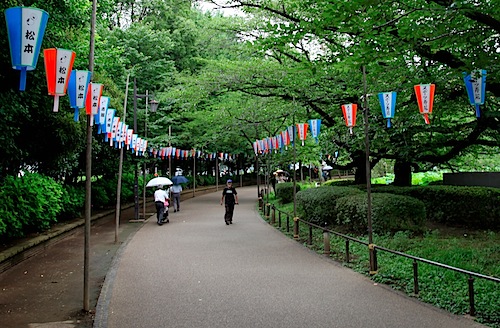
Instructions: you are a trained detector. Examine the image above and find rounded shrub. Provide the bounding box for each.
[371,185,500,229]
[336,193,426,235]
[275,182,301,204]
[296,186,363,225]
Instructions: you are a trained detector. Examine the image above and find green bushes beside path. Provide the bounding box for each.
[296,186,363,226]
[275,182,301,204]
[0,173,63,238]
[371,185,500,229]
[336,193,426,234]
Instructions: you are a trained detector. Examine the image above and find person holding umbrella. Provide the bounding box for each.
[154,185,170,225]
[220,179,238,225]
[171,175,188,212]
[171,183,182,212]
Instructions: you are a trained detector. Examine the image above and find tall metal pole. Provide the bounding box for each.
[292,110,299,239]
[362,66,376,274]
[256,155,260,197]
[292,111,297,218]
[168,125,172,177]
[133,79,139,221]
[84,0,98,312]
[142,90,148,219]
[115,73,130,243]
[193,150,196,197]
[216,151,219,191]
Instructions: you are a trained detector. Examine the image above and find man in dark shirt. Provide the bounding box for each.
[220,179,238,225]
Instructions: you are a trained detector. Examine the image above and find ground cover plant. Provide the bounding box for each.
[262,194,500,328]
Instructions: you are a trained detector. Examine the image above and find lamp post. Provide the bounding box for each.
[132,78,159,221]
[168,125,172,177]
[142,93,159,220]
[83,0,97,312]
[362,66,376,275]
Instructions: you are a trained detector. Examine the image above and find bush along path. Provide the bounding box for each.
[266,185,500,328]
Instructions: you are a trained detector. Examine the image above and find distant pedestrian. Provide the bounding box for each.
[220,179,238,225]
[154,185,169,225]
[270,174,277,194]
[171,184,182,212]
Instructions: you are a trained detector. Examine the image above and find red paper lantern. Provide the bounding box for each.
[43,48,75,112]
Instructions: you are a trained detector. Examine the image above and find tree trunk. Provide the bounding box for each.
[353,151,367,185]
[393,159,412,186]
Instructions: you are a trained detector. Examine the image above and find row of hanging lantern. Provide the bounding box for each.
[149,148,239,162]
[4,6,154,157]
[5,6,246,161]
[253,119,322,155]
[6,7,488,159]
[343,72,487,133]
[255,71,486,154]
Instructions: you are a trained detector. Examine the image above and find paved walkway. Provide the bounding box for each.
[94,187,483,328]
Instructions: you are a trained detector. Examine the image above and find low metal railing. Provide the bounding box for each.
[265,204,500,317]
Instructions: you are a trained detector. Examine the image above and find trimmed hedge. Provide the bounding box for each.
[371,185,500,229]
[336,193,426,235]
[275,182,301,204]
[296,186,363,225]
[323,179,357,187]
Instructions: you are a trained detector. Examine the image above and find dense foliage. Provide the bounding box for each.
[275,182,301,204]
[335,193,427,234]
[0,173,63,238]
[371,185,500,229]
[296,186,363,225]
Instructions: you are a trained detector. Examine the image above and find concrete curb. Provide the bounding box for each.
[0,205,133,274]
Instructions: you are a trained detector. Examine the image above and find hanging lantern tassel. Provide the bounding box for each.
[387,118,391,128]
[53,95,59,112]
[349,127,353,135]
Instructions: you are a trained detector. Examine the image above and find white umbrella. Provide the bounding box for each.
[322,165,333,171]
[146,177,173,187]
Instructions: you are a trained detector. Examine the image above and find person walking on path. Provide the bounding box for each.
[154,185,170,225]
[171,183,182,212]
[220,179,238,225]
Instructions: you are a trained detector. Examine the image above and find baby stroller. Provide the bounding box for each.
[162,199,170,223]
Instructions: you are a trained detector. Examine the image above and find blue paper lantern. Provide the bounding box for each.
[463,70,486,118]
[378,92,397,128]
[67,70,92,122]
[4,7,49,91]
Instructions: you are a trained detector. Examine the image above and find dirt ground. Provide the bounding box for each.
[0,202,157,328]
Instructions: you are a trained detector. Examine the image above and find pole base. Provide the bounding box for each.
[128,219,146,223]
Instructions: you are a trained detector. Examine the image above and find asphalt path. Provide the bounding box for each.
[95,187,483,328]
